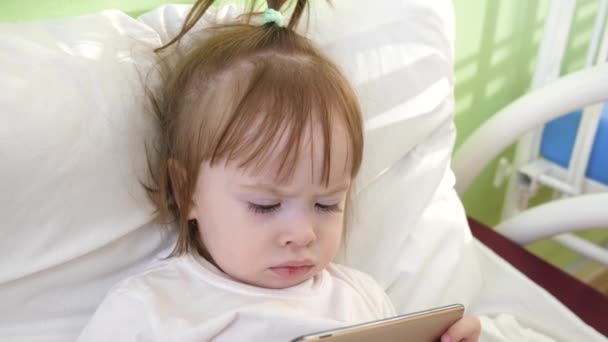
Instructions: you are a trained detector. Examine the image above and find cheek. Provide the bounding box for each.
[198,203,270,256]
[195,200,241,250]
[318,214,345,247]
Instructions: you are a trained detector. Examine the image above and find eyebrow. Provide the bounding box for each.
[238,183,350,197]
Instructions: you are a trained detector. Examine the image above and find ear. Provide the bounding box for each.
[167,159,196,220]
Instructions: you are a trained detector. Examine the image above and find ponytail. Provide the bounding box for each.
[155,0,312,52]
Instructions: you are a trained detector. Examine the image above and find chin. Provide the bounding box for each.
[236,266,321,289]
[265,277,310,289]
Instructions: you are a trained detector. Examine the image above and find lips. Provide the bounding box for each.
[274,260,314,268]
[270,260,314,278]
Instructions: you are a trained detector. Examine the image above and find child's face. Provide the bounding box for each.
[189,123,352,289]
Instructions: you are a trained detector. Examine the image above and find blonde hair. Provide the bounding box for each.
[145,0,364,256]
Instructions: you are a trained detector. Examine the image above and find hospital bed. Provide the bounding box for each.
[454,63,608,265]
[0,1,606,341]
[452,0,608,335]
[460,0,608,266]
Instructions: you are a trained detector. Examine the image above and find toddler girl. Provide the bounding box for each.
[78,1,480,341]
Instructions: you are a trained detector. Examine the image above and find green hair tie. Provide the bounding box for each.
[262,8,285,27]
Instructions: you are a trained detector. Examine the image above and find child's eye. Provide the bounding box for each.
[248,202,281,214]
[315,203,342,213]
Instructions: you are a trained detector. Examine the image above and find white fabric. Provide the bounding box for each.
[0,11,174,342]
[0,1,606,341]
[469,241,605,341]
[77,256,395,342]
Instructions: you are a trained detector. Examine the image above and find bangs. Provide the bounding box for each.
[208,57,363,186]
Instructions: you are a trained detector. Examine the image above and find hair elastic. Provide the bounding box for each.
[261,8,285,27]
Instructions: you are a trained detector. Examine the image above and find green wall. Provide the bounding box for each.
[454,1,547,226]
[0,0,194,22]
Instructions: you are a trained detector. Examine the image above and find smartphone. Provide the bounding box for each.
[290,304,464,342]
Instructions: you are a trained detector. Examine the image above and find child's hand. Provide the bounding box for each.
[441,316,481,342]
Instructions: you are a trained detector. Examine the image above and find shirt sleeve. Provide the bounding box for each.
[76,290,156,342]
[365,273,398,318]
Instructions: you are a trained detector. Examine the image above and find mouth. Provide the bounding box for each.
[270,261,314,278]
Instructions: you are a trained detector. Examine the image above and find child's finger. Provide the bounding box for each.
[441,316,481,342]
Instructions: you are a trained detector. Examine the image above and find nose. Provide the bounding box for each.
[278,212,317,248]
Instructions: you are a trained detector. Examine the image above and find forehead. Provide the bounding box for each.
[195,57,363,187]
[237,118,353,187]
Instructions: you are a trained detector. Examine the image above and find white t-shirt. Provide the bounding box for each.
[77,253,396,342]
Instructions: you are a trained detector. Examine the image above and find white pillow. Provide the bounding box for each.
[0,12,173,341]
[0,1,477,340]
